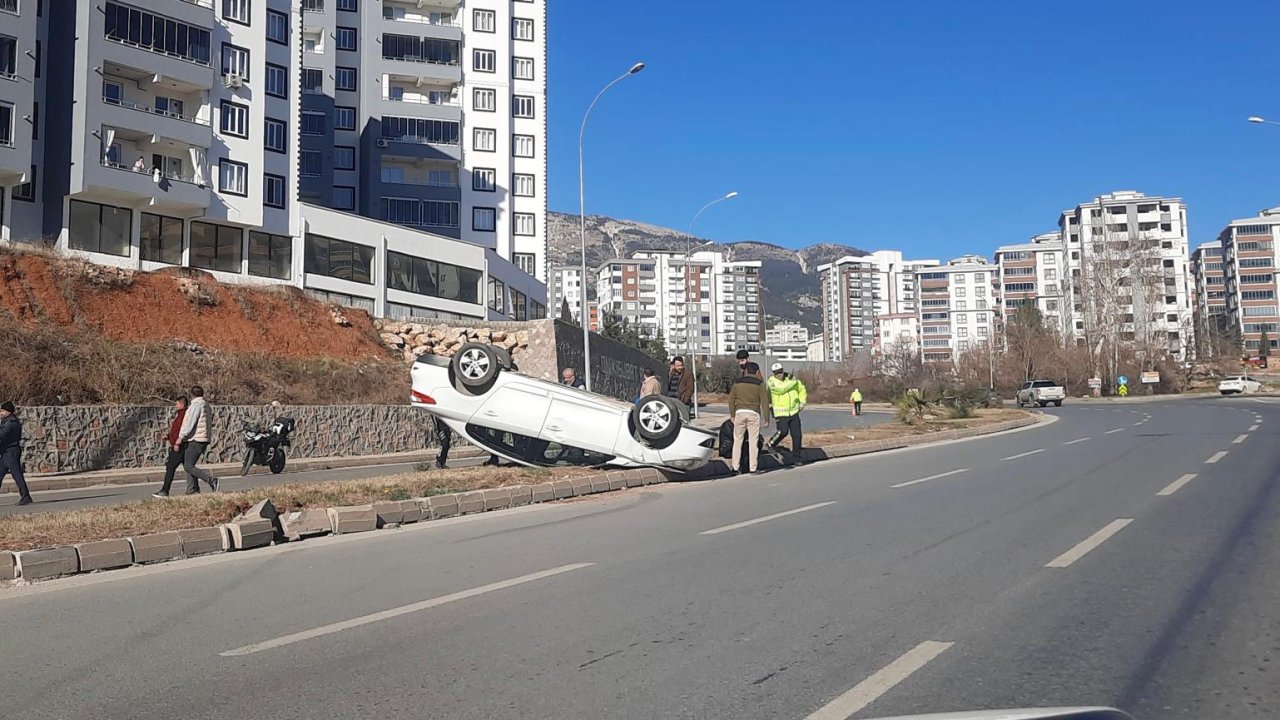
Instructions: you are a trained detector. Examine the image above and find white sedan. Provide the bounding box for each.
[410,343,715,472]
[1219,375,1262,395]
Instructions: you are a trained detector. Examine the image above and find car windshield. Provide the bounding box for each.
[467,424,616,467]
[1031,381,1057,388]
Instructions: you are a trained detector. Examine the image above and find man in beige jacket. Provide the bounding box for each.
[178,385,220,494]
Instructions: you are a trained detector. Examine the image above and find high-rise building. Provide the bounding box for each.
[914,256,998,363]
[595,257,660,338]
[1190,240,1228,357]
[1218,208,1280,357]
[713,257,763,355]
[0,0,545,322]
[817,250,939,361]
[549,264,586,322]
[993,232,1069,337]
[765,323,809,347]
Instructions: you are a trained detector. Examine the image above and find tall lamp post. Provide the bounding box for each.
[1248,116,1280,127]
[578,62,645,392]
[686,191,739,417]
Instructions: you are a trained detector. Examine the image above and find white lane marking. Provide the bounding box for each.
[1001,449,1045,461]
[220,563,594,657]
[1132,422,1144,427]
[1062,437,1091,446]
[1046,519,1133,568]
[1205,451,1228,464]
[699,502,837,535]
[1250,424,1260,431]
[1157,474,1198,496]
[804,641,954,720]
[891,468,968,488]
[1105,428,1125,434]
[1233,434,1249,444]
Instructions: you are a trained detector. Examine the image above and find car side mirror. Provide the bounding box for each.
[866,709,1132,720]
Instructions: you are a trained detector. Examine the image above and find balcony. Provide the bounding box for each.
[381,36,462,84]
[100,70,212,149]
[102,30,214,92]
[85,131,211,212]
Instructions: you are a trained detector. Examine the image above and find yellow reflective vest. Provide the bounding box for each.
[767,374,808,418]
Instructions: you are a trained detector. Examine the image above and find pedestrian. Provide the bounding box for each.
[850,387,863,416]
[0,401,33,506]
[638,367,662,400]
[561,367,586,389]
[177,385,219,493]
[667,355,695,419]
[736,349,750,373]
[766,362,808,465]
[152,396,189,498]
[729,362,769,474]
[433,418,453,469]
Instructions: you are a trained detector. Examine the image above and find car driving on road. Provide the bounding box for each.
[410,343,715,471]
[1016,379,1065,407]
[1218,375,1261,395]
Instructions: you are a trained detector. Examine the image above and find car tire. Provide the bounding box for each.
[452,343,501,393]
[1053,400,1063,407]
[491,346,514,370]
[631,394,683,449]
[1038,401,1048,408]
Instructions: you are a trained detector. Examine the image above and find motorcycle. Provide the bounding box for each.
[240,416,296,476]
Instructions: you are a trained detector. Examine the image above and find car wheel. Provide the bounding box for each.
[452,343,500,392]
[1038,401,1047,407]
[1053,400,1063,407]
[631,394,683,448]
[491,346,514,370]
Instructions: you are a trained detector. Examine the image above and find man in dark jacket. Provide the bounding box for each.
[0,401,33,506]
[152,396,188,498]
[667,356,695,419]
[728,363,769,474]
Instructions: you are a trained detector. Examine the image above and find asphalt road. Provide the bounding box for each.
[3,398,1276,719]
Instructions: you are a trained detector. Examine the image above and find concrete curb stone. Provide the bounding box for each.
[398,499,423,524]
[178,527,228,556]
[327,505,377,533]
[482,487,512,511]
[0,551,15,581]
[16,546,80,580]
[456,491,485,515]
[129,532,183,564]
[570,476,595,496]
[508,485,533,507]
[530,483,555,503]
[372,501,404,527]
[223,518,274,549]
[623,471,647,488]
[280,509,333,540]
[589,474,612,493]
[75,539,134,572]
[426,494,459,519]
[606,472,626,491]
[551,479,574,499]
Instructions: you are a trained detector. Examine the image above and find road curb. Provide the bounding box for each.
[1,413,1040,586]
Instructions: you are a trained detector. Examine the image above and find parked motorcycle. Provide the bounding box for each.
[240,416,296,476]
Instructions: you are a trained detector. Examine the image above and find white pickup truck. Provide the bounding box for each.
[1016,380,1065,408]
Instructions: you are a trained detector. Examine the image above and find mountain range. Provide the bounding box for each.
[545,211,866,333]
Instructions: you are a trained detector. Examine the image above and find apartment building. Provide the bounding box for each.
[765,323,809,347]
[915,257,997,363]
[1190,240,1228,356]
[0,0,544,322]
[817,250,939,361]
[713,258,764,355]
[1218,208,1280,357]
[298,0,548,281]
[549,264,586,322]
[993,232,1068,336]
[873,313,919,356]
[595,257,660,337]
[1057,191,1193,359]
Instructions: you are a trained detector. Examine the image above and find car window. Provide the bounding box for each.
[1020,382,1032,390]
[467,424,615,467]
[1031,380,1057,388]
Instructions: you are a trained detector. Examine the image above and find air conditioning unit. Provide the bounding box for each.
[375,138,390,148]
[223,73,244,89]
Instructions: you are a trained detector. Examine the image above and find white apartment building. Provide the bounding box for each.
[915,257,997,363]
[993,232,1069,337]
[817,250,939,361]
[873,313,919,356]
[549,264,585,322]
[1057,191,1193,359]
[1190,240,1228,356]
[0,0,545,321]
[1218,208,1280,356]
[765,323,810,347]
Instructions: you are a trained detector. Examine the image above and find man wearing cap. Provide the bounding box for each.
[766,362,808,465]
[0,401,34,505]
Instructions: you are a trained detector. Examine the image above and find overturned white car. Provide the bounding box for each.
[410,343,715,472]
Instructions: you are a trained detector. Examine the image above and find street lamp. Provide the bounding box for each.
[578,62,645,392]
[685,191,739,418]
[1248,116,1280,126]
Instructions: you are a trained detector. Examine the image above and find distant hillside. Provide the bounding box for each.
[546,211,865,332]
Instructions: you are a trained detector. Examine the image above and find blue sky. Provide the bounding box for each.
[547,1,1280,259]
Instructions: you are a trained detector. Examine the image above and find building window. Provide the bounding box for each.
[265,63,288,97]
[513,134,535,158]
[473,49,495,73]
[68,200,131,257]
[513,17,534,41]
[332,186,355,210]
[422,200,459,227]
[514,253,536,276]
[335,26,357,51]
[300,150,322,177]
[12,164,34,201]
[264,118,286,153]
[221,43,249,80]
[335,66,357,90]
[263,174,286,208]
[514,213,536,236]
[473,168,496,192]
[334,106,356,131]
[103,4,212,66]
[140,213,183,264]
[222,0,250,24]
[300,111,325,136]
[473,87,496,112]
[473,207,496,232]
[488,277,504,312]
[473,8,495,32]
[512,173,535,197]
[512,57,534,80]
[302,68,323,93]
[512,95,535,118]
[380,116,459,145]
[1044,269,1057,281]
[509,289,527,320]
[334,146,355,170]
[218,159,248,196]
[190,221,243,273]
[1044,253,1056,265]
[473,128,496,152]
[306,234,374,284]
[266,10,289,44]
[0,35,14,79]
[219,101,248,138]
[382,34,458,64]
[302,28,324,53]
[386,251,481,304]
[954,286,966,297]
[336,0,356,10]
[249,231,292,280]
[0,102,12,147]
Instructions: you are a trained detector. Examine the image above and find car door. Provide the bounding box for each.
[471,381,553,437]
[1018,382,1032,403]
[542,388,622,457]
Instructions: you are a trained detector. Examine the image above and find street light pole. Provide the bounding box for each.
[686,191,739,418]
[1248,116,1280,127]
[578,62,645,392]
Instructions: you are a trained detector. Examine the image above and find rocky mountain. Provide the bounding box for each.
[546,211,865,332]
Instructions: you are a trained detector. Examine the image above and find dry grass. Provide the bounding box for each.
[0,465,595,552]
[804,408,1029,446]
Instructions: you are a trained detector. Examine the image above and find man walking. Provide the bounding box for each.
[433,419,453,469]
[0,401,33,506]
[850,387,864,416]
[177,386,219,493]
[766,362,808,465]
[729,362,769,474]
[667,356,695,419]
[561,367,586,389]
[152,396,189,498]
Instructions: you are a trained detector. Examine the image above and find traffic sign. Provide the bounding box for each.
[1118,385,1129,397]
[1117,375,1129,386]
[1088,377,1102,389]
[1140,371,1160,384]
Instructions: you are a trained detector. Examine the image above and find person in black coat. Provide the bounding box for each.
[0,401,33,506]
